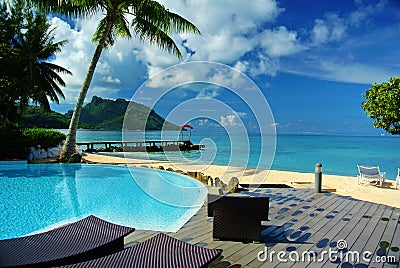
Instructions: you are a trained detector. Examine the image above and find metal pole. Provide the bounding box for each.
[315,163,322,193]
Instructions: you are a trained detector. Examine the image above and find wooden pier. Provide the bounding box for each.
[76,140,205,153]
[124,187,400,267]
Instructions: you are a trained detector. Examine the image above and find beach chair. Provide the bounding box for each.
[396,168,400,189]
[59,233,223,268]
[357,165,385,187]
[0,215,134,268]
[207,193,269,242]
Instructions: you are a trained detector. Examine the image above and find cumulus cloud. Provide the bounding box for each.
[236,54,281,77]
[44,0,395,109]
[260,26,306,57]
[196,88,220,99]
[50,15,147,103]
[312,14,347,44]
[46,0,297,106]
[220,114,240,127]
[311,0,387,45]
[101,76,122,84]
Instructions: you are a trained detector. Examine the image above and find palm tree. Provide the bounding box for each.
[16,10,71,112]
[30,0,200,160]
[0,0,71,121]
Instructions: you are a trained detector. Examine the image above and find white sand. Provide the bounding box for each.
[82,153,400,208]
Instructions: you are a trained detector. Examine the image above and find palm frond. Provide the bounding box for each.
[113,14,132,39]
[92,16,114,47]
[41,62,73,76]
[132,15,182,60]
[28,0,103,18]
[167,11,200,35]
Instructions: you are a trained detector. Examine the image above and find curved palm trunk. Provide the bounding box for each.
[60,19,113,159]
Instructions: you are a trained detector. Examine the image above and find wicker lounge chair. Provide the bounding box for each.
[357,165,386,187]
[207,193,269,242]
[59,233,223,268]
[0,215,134,268]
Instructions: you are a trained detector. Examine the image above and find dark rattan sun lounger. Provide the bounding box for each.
[0,215,135,268]
[60,233,222,268]
[208,193,269,242]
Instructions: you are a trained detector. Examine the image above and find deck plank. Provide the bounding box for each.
[382,208,400,268]
[356,205,397,267]
[306,200,374,268]
[247,193,349,267]
[342,203,387,266]
[122,188,399,268]
[265,195,355,268]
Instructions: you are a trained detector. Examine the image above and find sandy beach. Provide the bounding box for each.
[82,153,400,208]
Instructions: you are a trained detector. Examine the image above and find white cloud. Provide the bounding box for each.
[196,88,219,99]
[197,118,209,126]
[311,14,347,44]
[285,60,393,84]
[236,54,281,77]
[45,0,396,109]
[350,0,387,26]
[319,61,392,84]
[47,0,310,106]
[220,114,240,127]
[311,1,387,45]
[259,26,306,57]
[101,76,122,84]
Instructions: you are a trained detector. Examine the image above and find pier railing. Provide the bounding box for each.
[76,140,204,152]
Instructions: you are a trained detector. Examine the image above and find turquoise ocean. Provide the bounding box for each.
[59,129,400,181]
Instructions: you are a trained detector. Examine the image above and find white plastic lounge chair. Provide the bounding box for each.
[396,168,400,189]
[357,165,385,187]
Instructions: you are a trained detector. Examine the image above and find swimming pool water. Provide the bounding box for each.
[0,163,207,239]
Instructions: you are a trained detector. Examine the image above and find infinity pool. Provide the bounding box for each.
[0,162,207,239]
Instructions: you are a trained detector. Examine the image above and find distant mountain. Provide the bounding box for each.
[19,96,179,130]
[65,96,179,130]
[19,106,92,129]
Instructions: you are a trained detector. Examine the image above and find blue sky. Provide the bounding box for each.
[47,0,400,134]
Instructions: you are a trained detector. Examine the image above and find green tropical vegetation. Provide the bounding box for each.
[0,0,71,159]
[29,0,201,160]
[23,128,66,150]
[0,0,71,122]
[0,121,27,160]
[362,77,400,134]
[18,106,92,129]
[16,96,178,130]
[0,123,66,160]
[67,96,179,130]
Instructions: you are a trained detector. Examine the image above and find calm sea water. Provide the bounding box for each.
[59,129,400,181]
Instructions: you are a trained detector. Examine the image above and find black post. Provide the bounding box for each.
[315,163,322,193]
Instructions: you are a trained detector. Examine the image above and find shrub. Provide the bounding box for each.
[0,122,27,160]
[23,128,66,150]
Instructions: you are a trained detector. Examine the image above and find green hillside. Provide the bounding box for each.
[66,96,179,130]
[19,96,179,130]
[19,106,92,129]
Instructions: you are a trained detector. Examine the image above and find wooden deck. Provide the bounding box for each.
[124,188,400,267]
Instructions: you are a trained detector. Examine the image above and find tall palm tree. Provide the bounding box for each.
[16,10,71,111]
[31,0,200,160]
[0,0,71,120]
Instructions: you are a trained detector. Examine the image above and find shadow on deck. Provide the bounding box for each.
[125,188,400,268]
